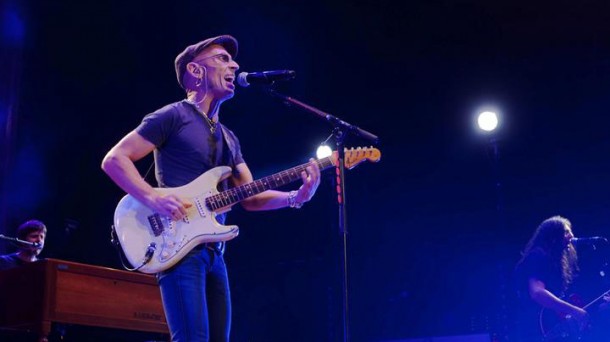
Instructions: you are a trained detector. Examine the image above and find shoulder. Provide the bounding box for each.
[137,101,196,143]
[0,253,20,270]
[144,101,192,121]
[528,247,548,262]
[219,123,240,140]
[523,247,548,264]
[516,247,545,270]
[0,253,18,261]
[517,247,550,276]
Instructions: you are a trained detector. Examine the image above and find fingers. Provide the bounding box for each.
[309,158,321,181]
[574,308,588,323]
[157,194,191,220]
[307,159,321,188]
[296,159,322,203]
[301,159,321,186]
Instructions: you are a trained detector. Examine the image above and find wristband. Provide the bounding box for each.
[287,190,303,209]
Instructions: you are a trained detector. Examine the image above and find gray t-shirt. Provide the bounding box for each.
[136,100,245,223]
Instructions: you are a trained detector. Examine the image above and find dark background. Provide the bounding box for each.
[2,1,610,341]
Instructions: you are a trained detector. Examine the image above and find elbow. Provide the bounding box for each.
[101,151,118,174]
[529,288,547,304]
[530,290,541,301]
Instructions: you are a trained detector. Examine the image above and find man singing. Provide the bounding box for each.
[102,35,321,341]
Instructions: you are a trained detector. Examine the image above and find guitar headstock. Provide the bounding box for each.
[341,146,381,170]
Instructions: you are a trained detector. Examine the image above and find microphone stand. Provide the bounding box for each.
[0,234,39,247]
[267,89,379,342]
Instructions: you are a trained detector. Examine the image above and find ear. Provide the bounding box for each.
[186,62,201,76]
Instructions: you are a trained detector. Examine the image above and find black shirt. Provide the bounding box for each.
[0,253,26,271]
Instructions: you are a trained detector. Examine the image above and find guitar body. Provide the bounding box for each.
[540,293,596,341]
[539,308,583,341]
[112,147,381,274]
[114,166,239,274]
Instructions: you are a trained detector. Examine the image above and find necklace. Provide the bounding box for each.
[186,99,217,134]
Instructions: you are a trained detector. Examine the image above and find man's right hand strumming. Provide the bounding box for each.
[147,193,192,221]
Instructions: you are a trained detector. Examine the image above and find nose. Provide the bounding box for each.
[229,60,239,71]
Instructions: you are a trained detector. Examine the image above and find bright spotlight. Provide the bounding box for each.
[316,145,333,159]
[477,111,498,132]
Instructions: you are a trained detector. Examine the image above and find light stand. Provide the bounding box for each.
[267,89,379,342]
[487,137,502,215]
[477,110,505,339]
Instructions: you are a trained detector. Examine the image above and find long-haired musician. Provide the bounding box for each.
[513,216,588,341]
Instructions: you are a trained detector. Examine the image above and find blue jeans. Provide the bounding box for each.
[157,246,231,342]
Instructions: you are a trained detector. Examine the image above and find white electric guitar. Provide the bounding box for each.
[113,147,381,273]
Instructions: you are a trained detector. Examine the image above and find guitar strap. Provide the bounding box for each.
[220,123,239,173]
[216,124,240,254]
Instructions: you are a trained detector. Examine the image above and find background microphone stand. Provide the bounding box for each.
[0,234,40,248]
[267,89,379,342]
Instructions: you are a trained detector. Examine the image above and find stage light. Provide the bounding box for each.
[477,111,498,132]
[316,144,333,159]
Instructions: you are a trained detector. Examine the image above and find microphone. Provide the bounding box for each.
[571,236,608,245]
[237,70,296,87]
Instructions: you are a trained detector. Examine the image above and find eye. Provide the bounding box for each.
[217,54,230,63]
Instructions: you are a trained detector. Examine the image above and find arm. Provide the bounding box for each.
[232,159,321,211]
[528,278,588,320]
[101,130,190,219]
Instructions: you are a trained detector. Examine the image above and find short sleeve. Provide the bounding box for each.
[135,104,180,147]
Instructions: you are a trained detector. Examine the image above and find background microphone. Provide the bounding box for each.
[237,70,296,87]
[571,236,608,244]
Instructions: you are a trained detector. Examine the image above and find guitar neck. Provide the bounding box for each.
[583,288,610,310]
[205,156,335,211]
